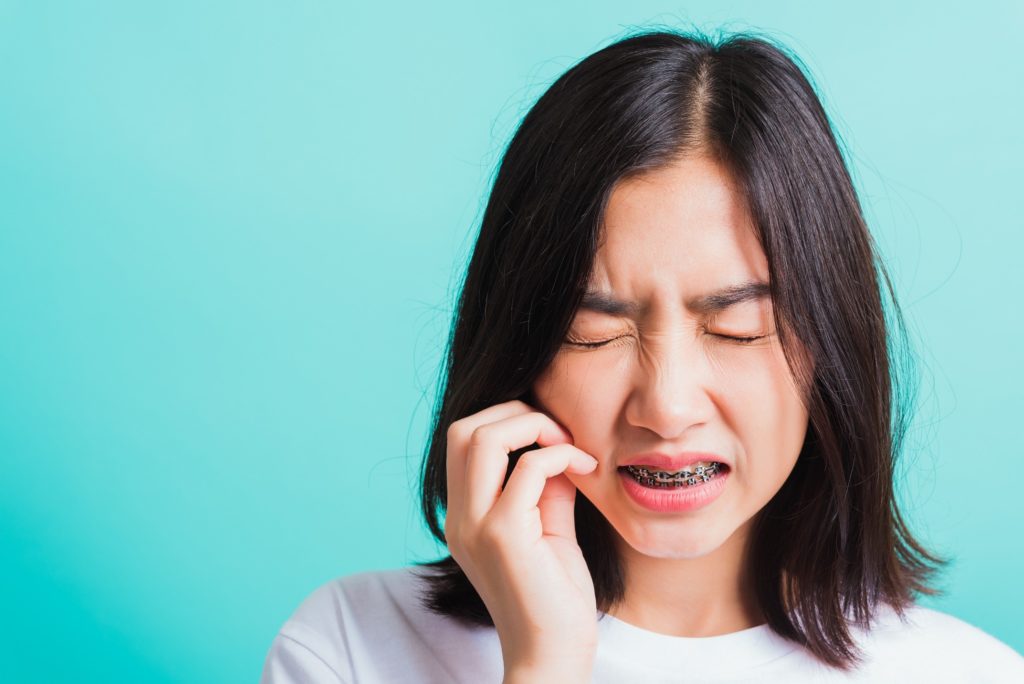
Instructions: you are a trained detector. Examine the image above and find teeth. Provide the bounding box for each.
[624,462,723,487]
[630,461,718,476]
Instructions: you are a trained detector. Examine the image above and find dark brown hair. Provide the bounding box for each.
[412,27,948,671]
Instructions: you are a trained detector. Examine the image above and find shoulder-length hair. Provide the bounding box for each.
[411,27,948,671]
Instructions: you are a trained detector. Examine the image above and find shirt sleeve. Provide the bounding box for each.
[259,631,348,684]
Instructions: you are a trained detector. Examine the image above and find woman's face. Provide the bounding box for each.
[532,155,811,560]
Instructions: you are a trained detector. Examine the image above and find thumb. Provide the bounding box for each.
[537,473,579,541]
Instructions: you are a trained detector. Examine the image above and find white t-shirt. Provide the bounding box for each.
[260,566,1024,683]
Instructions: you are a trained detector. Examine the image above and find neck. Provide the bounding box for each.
[606,518,764,637]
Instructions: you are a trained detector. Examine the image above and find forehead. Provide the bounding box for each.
[590,157,768,296]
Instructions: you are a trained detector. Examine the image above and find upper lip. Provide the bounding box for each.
[619,452,731,470]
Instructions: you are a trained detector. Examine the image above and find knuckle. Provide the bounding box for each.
[468,424,497,452]
[446,419,467,445]
[515,451,547,475]
[475,522,503,551]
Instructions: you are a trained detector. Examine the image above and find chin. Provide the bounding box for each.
[615,520,731,559]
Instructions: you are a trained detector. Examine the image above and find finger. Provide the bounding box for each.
[490,443,597,522]
[537,473,580,541]
[446,400,535,530]
[463,411,575,523]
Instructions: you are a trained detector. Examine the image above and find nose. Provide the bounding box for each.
[623,334,713,440]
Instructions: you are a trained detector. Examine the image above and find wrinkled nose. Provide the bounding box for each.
[624,337,712,439]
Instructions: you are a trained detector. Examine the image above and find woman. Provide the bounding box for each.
[262,29,1024,682]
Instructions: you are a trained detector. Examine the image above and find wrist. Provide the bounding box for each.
[498,628,597,683]
[503,656,595,684]
[503,667,591,684]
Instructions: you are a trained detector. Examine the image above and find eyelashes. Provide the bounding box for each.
[563,337,621,349]
[711,333,767,345]
[564,333,768,349]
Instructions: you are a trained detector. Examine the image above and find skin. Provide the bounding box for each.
[530,154,813,638]
[446,405,601,682]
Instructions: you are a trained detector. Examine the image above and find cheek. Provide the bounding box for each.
[532,354,627,455]
[732,347,809,477]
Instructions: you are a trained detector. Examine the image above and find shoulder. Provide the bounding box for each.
[260,566,502,684]
[846,603,1024,682]
[863,603,1019,653]
[287,565,419,629]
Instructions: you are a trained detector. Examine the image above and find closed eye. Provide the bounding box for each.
[564,336,623,349]
[709,333,767,345]
[564,333,768,348]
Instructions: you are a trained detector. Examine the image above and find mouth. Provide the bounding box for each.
[617,462,729,489]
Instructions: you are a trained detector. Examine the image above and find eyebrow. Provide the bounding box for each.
[579,280,771,317]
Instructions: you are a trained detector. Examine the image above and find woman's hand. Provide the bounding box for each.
[444,400,600,682]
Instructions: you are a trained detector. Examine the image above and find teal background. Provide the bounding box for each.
[1,1,1021,681]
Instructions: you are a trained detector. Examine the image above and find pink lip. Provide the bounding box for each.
[619,452,731,471]
[618,467,729,513]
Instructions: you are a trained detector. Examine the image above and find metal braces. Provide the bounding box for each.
[625,463,722,487]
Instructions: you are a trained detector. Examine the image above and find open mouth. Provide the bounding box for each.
[618,462,729,489]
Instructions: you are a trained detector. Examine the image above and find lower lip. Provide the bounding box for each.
[618,466,730,513]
